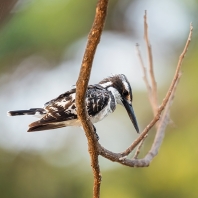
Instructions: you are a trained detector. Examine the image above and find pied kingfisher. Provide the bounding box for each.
[7,74,139,133]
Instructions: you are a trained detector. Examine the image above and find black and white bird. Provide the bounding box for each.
[7,74,139,133]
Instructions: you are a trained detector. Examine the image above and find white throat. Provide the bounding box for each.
[107,87,123,106]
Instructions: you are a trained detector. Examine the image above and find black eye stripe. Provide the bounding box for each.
[123,90,129,96]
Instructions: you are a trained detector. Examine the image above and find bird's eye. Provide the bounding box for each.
[123,90,128,96]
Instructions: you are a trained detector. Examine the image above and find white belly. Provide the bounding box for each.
[62,102,115,126]
[90,104,114,123]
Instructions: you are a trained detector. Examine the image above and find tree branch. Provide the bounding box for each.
[98,23,193,167]
[75,0,109,197]
[76,2,193,195]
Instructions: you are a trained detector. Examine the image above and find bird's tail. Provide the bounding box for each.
[7,108,46,116]
[28,122,66,132]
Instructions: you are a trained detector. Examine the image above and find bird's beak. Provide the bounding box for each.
[122,98,139,133]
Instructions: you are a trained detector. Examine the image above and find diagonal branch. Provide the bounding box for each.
[75,0,109,197]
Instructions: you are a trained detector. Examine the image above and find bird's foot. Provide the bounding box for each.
[92,125,99,141]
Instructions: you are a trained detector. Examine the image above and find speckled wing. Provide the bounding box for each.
[39,88,77,124]
[28,85,112,131]
[86,85,112,117]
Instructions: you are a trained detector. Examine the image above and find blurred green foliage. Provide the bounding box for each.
[0,0,118,71]
[1,0,198,198]
[0,149,92,198]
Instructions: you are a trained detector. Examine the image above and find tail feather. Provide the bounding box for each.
[8,108,66,132]
[28,121,66,132]
[7,108,46,116]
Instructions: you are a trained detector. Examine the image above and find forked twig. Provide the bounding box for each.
[99,23,193,167]
[121,23,193,157]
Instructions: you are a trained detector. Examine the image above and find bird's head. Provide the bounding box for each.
[99,74,139,133]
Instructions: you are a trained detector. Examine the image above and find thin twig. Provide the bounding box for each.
[136,44,152,99]
[133,134,148,159]
[135,13,158,155]
[75,0,109,197]
[144,10,158,115]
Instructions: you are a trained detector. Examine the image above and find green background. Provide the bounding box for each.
[0,0,198,197]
